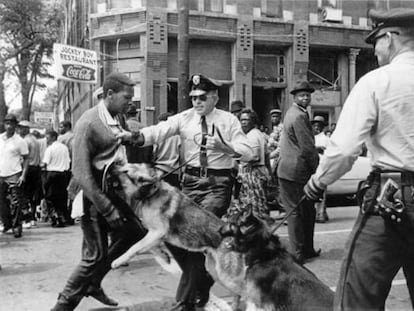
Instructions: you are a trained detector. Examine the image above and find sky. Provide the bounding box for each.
[5,75,57,111]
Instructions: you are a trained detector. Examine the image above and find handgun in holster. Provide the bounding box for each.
[376,178,407,225]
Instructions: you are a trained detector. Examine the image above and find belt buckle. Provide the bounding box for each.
[200,167,208,178]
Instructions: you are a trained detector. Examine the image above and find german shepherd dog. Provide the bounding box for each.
[220,209,334,311]
[109,163,245,298]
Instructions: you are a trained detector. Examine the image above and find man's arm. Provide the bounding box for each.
[294,114,319,170]
[72,120,113,216]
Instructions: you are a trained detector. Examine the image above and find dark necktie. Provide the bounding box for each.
[200,116,208,167]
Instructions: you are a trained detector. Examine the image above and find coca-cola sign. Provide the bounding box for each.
[62,64,95,82]
[53,44,98,84]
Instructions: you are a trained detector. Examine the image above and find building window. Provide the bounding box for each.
[254,54,286,83]
[308,51,338,89]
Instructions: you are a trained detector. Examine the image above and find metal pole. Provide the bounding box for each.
[177,0,189,112]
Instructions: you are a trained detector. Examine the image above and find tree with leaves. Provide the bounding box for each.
[0,0,63,121]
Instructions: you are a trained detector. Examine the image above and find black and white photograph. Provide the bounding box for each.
[1,0,414,310]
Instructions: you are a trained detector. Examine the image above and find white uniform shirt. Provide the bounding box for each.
[0,132,29,177]
[43,141,70,172]
[314,51,414,186]
[141,107,254,169]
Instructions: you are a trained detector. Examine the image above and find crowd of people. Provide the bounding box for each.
[1,6,414,311]
[0,117,75,238]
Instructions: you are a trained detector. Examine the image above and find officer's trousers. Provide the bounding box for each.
[335,174,414,311]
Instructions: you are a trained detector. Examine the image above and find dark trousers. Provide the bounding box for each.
[0,173,25,229]
[334,174,414,310]
[23,165,41,221]
[279,178,316,259]
[58,195,146,307]
[44,171,70,223]
[170,173,233,304]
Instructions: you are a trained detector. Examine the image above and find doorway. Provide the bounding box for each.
[252,86,282,130]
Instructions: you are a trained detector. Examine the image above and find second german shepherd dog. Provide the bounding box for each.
[220,208,334,311]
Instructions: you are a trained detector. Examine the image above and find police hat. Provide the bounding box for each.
[188,74,221,96]
[4,113,18,123]
[290,80,315,95]
[230,100,245,113]
[365,8,414,44]
[270,108,281,115]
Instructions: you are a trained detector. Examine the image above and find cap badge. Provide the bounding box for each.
[192,75,200,86]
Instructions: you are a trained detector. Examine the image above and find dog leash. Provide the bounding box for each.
[270,196,306,234]
[161,152,199,179]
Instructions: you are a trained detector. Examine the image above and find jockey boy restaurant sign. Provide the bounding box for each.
[53,43,98,84]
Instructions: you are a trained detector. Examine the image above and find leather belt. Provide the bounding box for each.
[185,166,232,178]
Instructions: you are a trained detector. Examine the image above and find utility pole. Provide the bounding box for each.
[177,0,189,112]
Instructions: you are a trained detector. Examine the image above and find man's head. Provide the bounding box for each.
[311,116,326,135]
[45,129,58,145]
[18,120,31,137]
[270,108,282,126]
[240,108,259,134]
[230,100,245,119]
[291,81,314,109]
[103,73,135,116]
[126,102,138,118]
[365,8,414,66]
[58,121,72,135]
[4,114,18,136]
[188,74,220,116]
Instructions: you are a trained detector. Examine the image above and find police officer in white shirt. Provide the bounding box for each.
[136,74,254,310]
[304,8,414,310]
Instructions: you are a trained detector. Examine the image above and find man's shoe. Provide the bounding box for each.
[2,225,12,233]
[13,226,22,238]
[315,218,326,223]
[86,287,118,306]
[305,248,321,259]
[170,301,196,311]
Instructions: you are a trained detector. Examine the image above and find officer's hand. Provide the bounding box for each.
[116,130,133,143]
[105,208,125,230]
[304,177,325,202]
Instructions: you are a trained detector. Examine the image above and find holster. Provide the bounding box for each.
[358,169,414,229]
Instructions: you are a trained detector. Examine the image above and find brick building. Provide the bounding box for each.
[58,0,414,128]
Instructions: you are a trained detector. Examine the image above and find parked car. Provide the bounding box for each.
[326,155,371,198]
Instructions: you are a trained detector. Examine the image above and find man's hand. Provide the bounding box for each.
[304,176,325,202]
[17,175,26,187]
[115,130,133,143]
[105,208,125,230]
[205,127,240,157]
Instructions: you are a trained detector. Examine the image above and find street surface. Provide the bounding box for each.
[0,205,411,311]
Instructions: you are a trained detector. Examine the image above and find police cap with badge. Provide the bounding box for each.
[365,7,414,44]
[188,74,221,96]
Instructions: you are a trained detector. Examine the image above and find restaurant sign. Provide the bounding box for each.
[53,43,98,84]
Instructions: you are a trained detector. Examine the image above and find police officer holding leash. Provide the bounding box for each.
[304,8,414,310]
